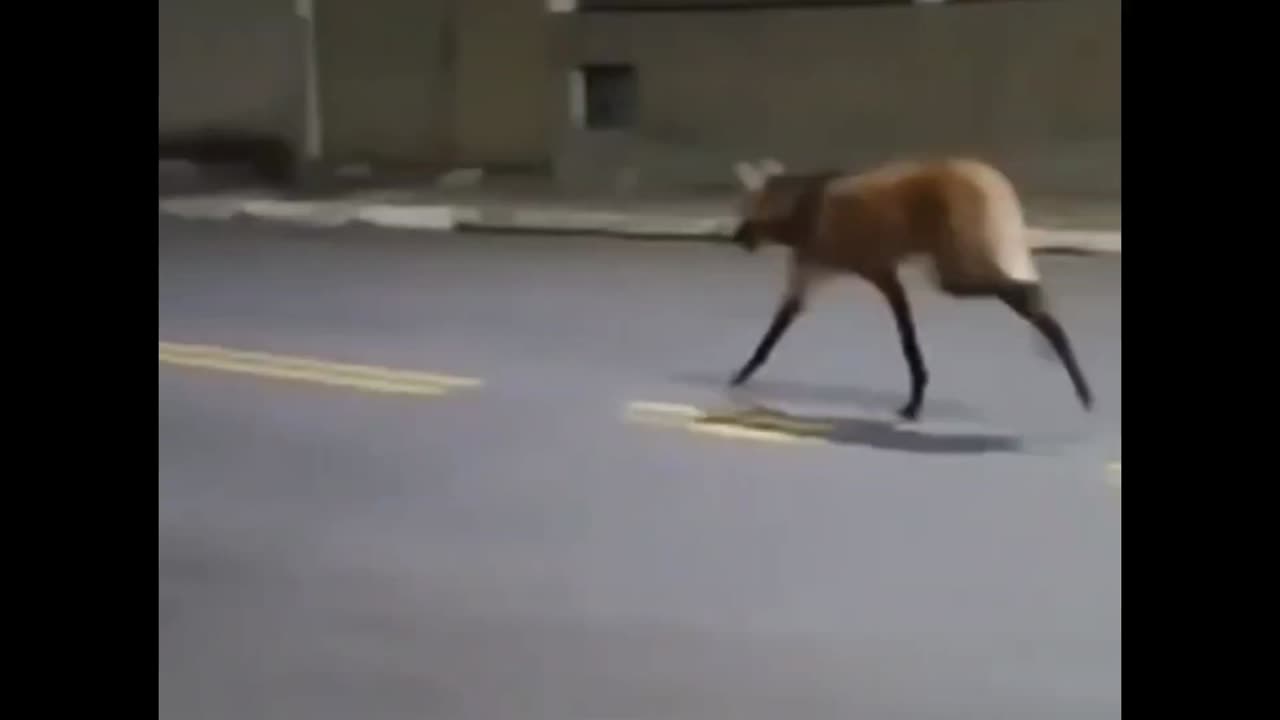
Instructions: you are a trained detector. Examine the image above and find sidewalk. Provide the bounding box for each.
[157,166,1122,254]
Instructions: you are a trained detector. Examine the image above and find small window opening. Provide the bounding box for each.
[581,64,638,130]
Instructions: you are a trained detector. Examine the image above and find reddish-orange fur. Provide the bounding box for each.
[727,157,1092,420]
[738,158,1038,296]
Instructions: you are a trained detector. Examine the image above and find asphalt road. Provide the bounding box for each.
[158,216,1122,720]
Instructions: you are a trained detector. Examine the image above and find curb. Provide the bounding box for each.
[159,195,1122,255]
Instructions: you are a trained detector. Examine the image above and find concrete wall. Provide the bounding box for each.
[159,0,1119,197]
[551,0,1122,197]
[453,0,555,169]
[158,0,556,174]
[314,0,454,166]
[310,0,555,170]
[158,0,304,152]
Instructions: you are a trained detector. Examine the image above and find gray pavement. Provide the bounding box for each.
[158,216,1122,720]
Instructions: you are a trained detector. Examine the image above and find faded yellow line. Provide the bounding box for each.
[158,341,482,388]
[701,410,834,436]
[1107,462,1121,492]
[687,422,826,445]
[159,351,451,396]
[624,401,828,446]
[626,401,702,417]
[627,413,821,445]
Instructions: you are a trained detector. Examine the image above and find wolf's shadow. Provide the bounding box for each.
[677,371,986,420]
[675,370,1025,454]
[694,403,1023,455]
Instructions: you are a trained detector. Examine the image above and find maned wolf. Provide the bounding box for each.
[726,157,1093,421]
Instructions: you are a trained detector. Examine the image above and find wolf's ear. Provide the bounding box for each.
[758,157,785,177]
[733,161,766,191]
[733,158,787,190]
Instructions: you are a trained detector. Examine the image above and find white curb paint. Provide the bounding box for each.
[159,198,1121,253]
[460,209,738,239]
[241,200,361,228]
[354,204,456,231]
[1027,228,1123,254]
[604,215,733,237]
[449,205,484,226]
[466,208,624,233]
[159,193,272,220]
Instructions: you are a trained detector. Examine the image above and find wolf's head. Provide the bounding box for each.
[729,159,836,253]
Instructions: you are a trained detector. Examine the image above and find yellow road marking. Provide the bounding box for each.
[159,341,481,397]
[1107,462,1121,492]
[626,401,702,417]
[701,409,834,436]
[624,401,829,446]
[158,341,483,388]
[687,422,825,445]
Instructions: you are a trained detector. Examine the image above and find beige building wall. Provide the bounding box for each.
[313,0,454,166]
[452,0,556,169]
[158,0,304,150]
[160,0,1119,198]
[551,0,1121,197]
